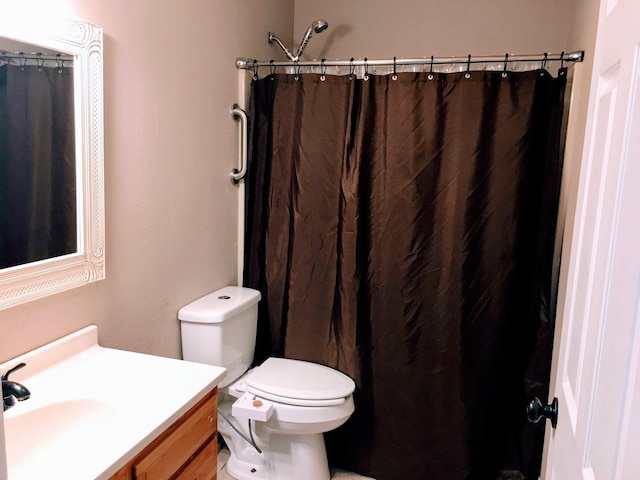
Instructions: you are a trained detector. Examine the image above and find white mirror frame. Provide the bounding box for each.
[0,17,105,310]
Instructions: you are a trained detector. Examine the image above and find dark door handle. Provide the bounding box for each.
[527,397,558,428]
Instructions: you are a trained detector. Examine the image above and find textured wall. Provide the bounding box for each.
[0,0,293,362]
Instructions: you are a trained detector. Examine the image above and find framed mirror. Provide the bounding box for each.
[0,16,104,310]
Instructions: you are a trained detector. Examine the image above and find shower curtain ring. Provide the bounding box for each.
[36,53,44,71]
[294,60,301,80]
[18,52,26,70]
[540,52,548,76]
[428,55,434,80]
[559,51,566,76]
[392,56,397,81]
[348,57,355,79]
[56,53,64,73]
[502,53,509,78]
[252,59,259,80]
[269,59,276,77]
[363,57,369,81]
[320,58,327,81]
[465,54,471,78]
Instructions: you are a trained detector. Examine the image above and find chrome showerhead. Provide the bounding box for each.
[312,19,329,34]
[268,19,329,62]
[295,19,329,60]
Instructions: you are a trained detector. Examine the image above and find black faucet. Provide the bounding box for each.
[2,362,30,411]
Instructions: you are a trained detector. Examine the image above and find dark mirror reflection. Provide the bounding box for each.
[0,48,76,269]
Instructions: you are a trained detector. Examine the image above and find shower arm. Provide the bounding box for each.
[267,32,297,62]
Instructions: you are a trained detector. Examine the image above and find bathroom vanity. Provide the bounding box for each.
[0,326,225,480]
[110,389,218,479]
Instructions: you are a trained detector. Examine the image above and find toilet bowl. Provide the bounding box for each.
[178,287,356,480]
[219,358,355,480]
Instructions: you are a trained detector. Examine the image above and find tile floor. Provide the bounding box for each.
[217,448,375,480]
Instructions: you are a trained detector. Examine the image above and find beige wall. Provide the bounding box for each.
[0,0,598,367]
[0,0,293,362]
[293,0,576,61]
[557,0,601,254]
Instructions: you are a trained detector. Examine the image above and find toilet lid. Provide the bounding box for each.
[245,358,355,406]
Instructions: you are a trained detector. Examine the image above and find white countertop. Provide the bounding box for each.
[0,326,226,480]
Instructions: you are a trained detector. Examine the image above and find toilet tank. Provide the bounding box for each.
[178,286,261,388]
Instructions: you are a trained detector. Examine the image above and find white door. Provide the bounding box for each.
[543,0,640,477]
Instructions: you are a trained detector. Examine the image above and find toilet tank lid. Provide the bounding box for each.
[178,286,261,323]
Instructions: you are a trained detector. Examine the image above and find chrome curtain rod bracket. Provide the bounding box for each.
[236,50,585,71]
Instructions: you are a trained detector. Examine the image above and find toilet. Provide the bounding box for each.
[178,286,355,480]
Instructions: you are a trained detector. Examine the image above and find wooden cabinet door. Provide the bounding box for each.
[134,391,217,479]
[174,440,217,480]
[109,389,217,480]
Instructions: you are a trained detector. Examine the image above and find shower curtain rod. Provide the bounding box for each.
[236,50,584,71]
[0,51,74,62]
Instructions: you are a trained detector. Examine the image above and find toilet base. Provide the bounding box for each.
[217,375,351,480]
[225,451,268,480]
[222,429,331,480]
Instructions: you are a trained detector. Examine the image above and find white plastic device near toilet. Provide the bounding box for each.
[178,286,356,480]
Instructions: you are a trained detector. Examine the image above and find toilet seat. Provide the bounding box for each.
[246,386,348,406]
[245,357,355,407]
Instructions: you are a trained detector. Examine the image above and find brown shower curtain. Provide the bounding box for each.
[244,68,567,479]
[0,63,76,269]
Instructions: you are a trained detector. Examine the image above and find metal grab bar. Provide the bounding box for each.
[231,104,248,184]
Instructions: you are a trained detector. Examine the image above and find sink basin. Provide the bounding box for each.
[5,399,116,468]
[0,325,226,479]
